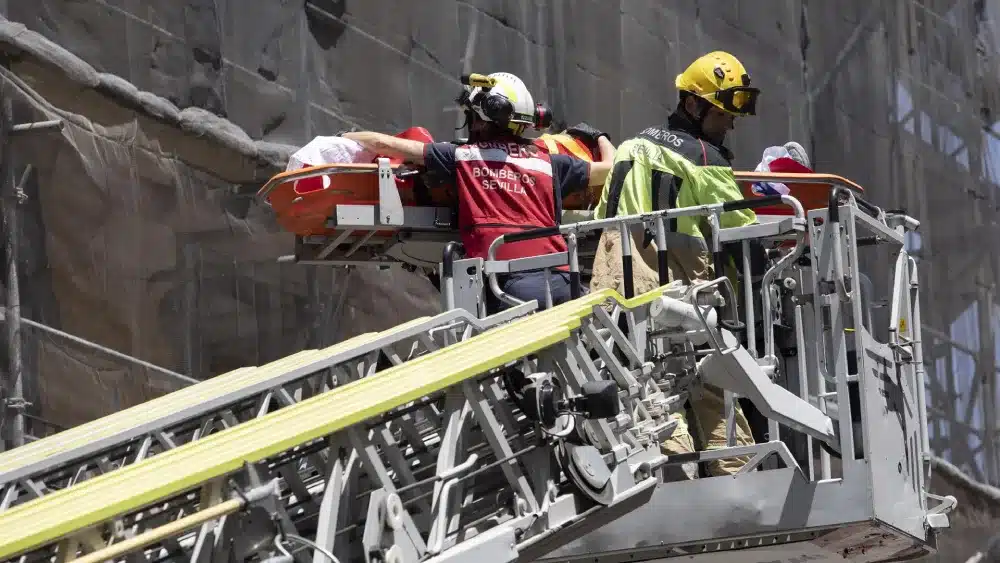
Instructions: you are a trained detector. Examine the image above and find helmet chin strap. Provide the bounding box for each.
[457,109,474,138]
[681,95,726,146]
[680,96,709,134]
[464,115,512,143]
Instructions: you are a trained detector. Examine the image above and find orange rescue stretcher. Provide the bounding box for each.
[733,156,867,248]
[255,128,604,268]
[257,128,601,239]
[257,129,867,268]
[734,155,866,221]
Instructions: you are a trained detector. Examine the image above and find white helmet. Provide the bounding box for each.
[463,72,536,135]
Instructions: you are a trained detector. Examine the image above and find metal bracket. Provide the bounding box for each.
[3,397,30,411]
[363,488,420,563]
[377,158,405,226]
[924,492,956,530]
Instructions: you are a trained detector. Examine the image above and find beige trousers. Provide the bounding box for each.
[589,227,753,477]
[588,226,712,299]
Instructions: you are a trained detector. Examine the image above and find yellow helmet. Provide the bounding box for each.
[675,51,760,116]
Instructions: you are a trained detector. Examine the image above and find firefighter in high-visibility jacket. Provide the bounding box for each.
[590,51,760,478]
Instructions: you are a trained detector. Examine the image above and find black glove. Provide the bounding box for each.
[565,122,610,145]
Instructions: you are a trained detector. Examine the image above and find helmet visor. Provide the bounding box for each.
[715,87,760,116]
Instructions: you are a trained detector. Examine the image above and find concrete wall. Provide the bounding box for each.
[0,0,823,429]
[7,0,816,163]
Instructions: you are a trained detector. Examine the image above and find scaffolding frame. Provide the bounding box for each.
[0,83,196,450]
[805,0,1000,486]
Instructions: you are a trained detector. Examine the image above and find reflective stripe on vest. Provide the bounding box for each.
[541,136,560,156]
[454,140,567,263]
[539,134,593,161]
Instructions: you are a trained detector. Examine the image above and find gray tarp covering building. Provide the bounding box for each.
[0,1,999,559]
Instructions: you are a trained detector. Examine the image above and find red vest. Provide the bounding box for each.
[454,139,567,264]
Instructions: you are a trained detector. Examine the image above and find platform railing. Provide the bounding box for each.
[483,193,804,311]
[468,174,900,483]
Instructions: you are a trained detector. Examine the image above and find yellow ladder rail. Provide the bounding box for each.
[0,288,661,559]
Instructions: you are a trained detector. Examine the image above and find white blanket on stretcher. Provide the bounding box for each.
[751,146,794,196]
[286,136,377,190]
[286,136,376,170]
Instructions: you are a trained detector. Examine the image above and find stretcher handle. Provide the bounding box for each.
[733,171,879,220]
[722,194,784,212]
[441,242,466,312]
[256,163,417,203]
[491,226,583,302]
[503,226,561,244]
[486,226,579,308]
[733,171,866,194]
[441,242,466,278]
[828,186,881,222]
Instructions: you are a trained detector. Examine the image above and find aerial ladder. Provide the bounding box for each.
[0,160,956,563]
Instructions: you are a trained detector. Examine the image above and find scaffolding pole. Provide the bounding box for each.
[0,92,19,452]
[0,82,64,451]
[0,311,197,386]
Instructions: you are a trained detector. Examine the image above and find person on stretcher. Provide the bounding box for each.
[343,72,614,313]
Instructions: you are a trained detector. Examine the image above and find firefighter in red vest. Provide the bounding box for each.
[344,72,614,312]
